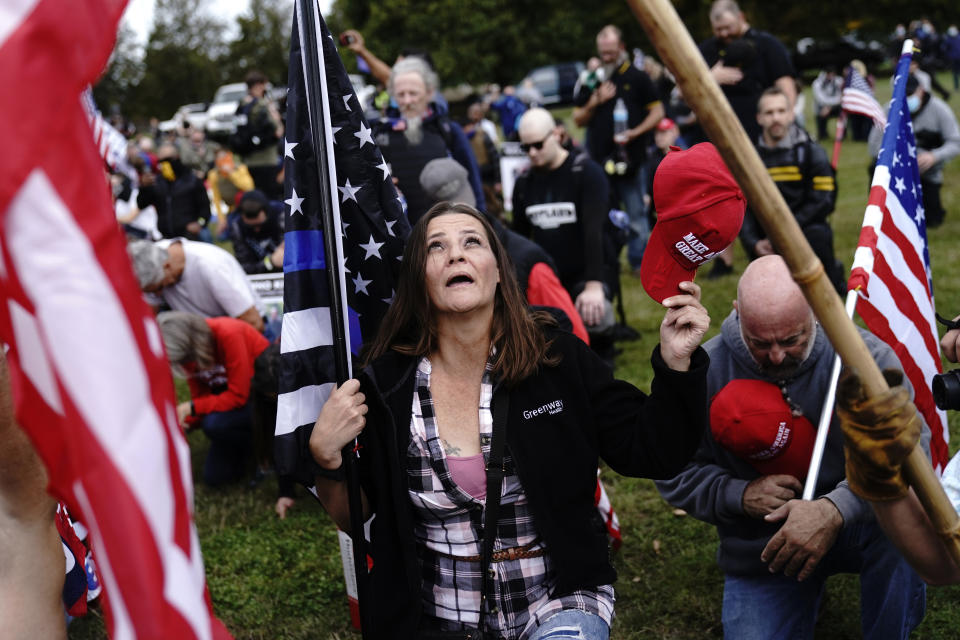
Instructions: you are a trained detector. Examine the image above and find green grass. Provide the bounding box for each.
[69,73,960,639]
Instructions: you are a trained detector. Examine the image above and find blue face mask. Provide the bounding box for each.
[907,94,921,113]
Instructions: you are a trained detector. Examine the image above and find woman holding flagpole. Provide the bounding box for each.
[308,202,711,639]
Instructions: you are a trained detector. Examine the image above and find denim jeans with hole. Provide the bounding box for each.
[721,519,926,639]
[528,610,609,640]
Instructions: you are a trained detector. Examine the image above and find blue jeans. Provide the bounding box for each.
[610,169,649,269]
[722,519,925,640]
[199,405,253,486]
[528,610,609,640]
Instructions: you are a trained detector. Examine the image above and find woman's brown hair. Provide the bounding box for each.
[363,202,557,385]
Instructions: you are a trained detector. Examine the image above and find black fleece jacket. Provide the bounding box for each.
[352,328,709,638]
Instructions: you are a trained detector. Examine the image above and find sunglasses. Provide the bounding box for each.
[520,132,552,153]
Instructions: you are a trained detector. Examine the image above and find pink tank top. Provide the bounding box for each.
[447,453,487,500]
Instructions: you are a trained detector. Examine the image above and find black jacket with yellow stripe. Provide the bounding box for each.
[740,124,836,250]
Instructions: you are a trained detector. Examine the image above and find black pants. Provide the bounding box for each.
[803,222,846,295]
[816,104,841,141]
[249,164,282,199]
[922,179,945,228]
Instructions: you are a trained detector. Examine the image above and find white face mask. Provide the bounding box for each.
[949,26,959,37]
[907,94,921,114]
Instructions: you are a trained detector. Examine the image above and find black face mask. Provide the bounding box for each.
[159,157,186,180]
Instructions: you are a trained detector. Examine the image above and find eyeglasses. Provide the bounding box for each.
[520,132,552,153]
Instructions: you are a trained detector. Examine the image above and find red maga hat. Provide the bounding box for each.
[710,378,816,480]
[656,117,677,131]
[640,143,745,303]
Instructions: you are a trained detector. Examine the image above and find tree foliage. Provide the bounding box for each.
[327,0,960,86]
[95,0,293,121]
[220,0,293,86]
[136,0,227,118]
[97,0,959,121]
[92,21,145,118]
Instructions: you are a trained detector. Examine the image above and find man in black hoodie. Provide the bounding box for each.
[137,143,211,240]
[229,190,285,274]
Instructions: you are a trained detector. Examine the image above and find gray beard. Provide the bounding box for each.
[403,115,424,145]
[601,51,628,80]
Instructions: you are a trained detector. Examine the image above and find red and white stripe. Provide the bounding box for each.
[849,167,950,471]
[841,88,887,128]
[0,1,231,637]
[83,90,132,173]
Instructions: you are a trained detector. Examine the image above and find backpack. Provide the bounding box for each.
[229,99,278,156]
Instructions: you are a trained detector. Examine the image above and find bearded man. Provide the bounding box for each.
[373,57,484,222]
[656,255,929,640]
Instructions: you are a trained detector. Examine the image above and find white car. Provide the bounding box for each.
[205,82,249,137]
[158,102,210,133]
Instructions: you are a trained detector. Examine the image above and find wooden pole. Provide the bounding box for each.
[626,0,960,561]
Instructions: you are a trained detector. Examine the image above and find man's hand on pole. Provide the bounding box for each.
[836,368,922,502]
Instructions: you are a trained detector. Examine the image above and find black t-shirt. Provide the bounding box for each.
[699,28,795,140]
[577,61,661,168]
[511,153,609,292]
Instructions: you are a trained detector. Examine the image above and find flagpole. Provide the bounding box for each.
[296,0,370,631]
[627,0,960,564]
[802,290,857,500]
[830,111,846,171]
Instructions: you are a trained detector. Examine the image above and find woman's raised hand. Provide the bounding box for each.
[659,281,710,372]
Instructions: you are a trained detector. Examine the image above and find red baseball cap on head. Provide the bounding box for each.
[709,379,816,480]
[656,117,677,131]
[640,142,746,303]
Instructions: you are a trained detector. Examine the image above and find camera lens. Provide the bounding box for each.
[932,369,960,411]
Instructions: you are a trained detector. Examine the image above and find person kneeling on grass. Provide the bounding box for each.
[158,311,271,487]
[308,202,711,639]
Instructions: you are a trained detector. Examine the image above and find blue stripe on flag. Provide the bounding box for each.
[284,230,326,272]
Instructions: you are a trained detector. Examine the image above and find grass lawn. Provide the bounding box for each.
[69,73,960,638]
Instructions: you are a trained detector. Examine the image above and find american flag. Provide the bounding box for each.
[0,1,230,638]
[275,0,409,486]
[841,65,886,129]
[847,49,950,472]
[82,88,132,176]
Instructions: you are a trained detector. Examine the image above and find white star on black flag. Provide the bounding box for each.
[275,8,410,486]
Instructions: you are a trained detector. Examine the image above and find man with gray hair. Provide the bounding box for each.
[373,56,484,222]
[127,238,265,333]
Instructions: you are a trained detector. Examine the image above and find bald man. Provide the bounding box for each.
[513,108,615,350]
[656,256,928,639]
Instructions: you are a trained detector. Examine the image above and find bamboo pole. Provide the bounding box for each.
[626,0,960,562]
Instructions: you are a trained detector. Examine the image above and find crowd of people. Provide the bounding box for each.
[10,1,960,637]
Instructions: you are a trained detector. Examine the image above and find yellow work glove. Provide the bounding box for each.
[836,368,922,502]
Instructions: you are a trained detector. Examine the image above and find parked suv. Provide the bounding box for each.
[520,62,585,106]
[205,82,249,138]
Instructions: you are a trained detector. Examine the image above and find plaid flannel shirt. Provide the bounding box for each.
[407,357,614,639]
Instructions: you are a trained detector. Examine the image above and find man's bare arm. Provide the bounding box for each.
[0,352,67,639]
[236,306,265,333]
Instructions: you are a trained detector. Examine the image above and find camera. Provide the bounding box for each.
[933,369,960,410]
[339,33,356,46]
[933,311,960,410]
